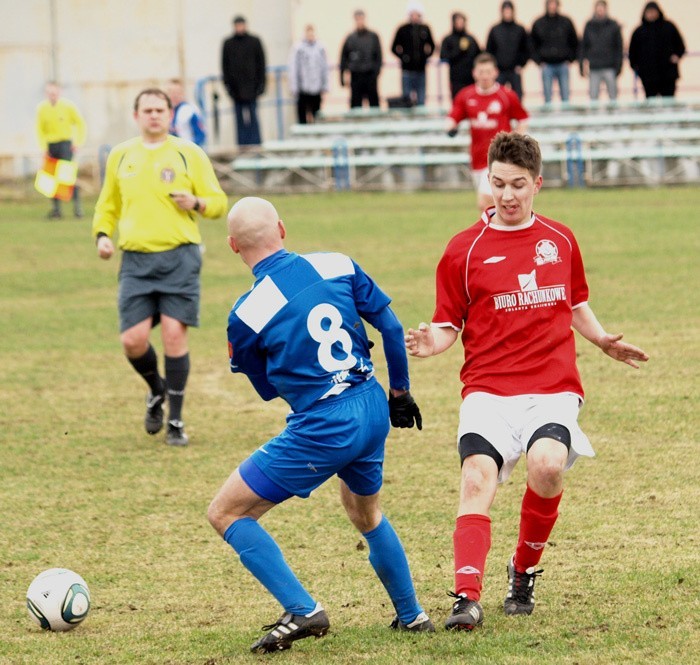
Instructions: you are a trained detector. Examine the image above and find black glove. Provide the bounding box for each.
[389,391,422,430]
[447,127,458,138]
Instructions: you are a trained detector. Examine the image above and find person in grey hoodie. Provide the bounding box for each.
[580,1,623,101]
[288,25,329,124]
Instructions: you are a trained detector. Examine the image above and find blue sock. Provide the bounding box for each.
[364,515,423,625]
[224,517,317,615]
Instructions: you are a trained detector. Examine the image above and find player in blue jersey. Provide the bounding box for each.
[207,197,432,654]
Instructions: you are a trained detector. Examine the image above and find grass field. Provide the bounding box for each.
[1,187,699,665]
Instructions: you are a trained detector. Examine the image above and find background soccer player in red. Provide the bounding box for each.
[446,53,528,212]
[406,132,648,631]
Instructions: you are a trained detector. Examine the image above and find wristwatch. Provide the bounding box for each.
[193,198,201,212]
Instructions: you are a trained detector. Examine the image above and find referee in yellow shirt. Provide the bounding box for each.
[92,88,228,446]
[35,81,86,219]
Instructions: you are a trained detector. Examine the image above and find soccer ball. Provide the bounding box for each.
[26,568,91,631]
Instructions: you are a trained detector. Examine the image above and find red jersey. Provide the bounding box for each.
[433,209,589,399]
[448,84,528,170]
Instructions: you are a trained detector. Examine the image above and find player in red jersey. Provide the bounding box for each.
[447,52,529,211]
[406,132,648,631]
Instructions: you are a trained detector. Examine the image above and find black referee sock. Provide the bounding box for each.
[165,353,190,422]
[127,344,165,396]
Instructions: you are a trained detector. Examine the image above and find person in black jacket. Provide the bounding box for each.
[339,10,383,108]
[221,16,266,146]
[530,0,578,104]
[629,2,686,98]
[440,12,480,100]
[580,1,623,101]
[391,2,435,106]
[486,1,530,100]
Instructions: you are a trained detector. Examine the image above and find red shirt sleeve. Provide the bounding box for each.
[506,88,529,122]
[432,237,468,330]
[448,88,469,125]
[569,232,589,308]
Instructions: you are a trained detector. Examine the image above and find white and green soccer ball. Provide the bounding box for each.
[26,568,91,631]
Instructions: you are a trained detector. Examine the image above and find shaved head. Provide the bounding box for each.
[227,197,286,266]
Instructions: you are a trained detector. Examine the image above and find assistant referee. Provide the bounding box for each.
[92,88,227,446]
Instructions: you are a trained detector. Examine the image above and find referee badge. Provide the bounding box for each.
[160,167,175,183]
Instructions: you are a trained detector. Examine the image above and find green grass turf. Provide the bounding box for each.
[0,187,698,664]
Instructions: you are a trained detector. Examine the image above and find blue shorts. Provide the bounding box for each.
[239,379,390,502]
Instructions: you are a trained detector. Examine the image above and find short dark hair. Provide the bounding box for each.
[488,132,542,179]
[474,52,498,68]
[133,88,172,112]
[233,15,246,24]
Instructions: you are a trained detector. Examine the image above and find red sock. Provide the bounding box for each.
[514,485,563,572]
[453,514,491,601]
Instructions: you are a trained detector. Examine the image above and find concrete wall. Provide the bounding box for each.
[0,0,291,175]
[0,0,697,175]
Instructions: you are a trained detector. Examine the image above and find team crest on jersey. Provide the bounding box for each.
[534,239,561,265]
[160,167,176,183]
[487,100,502,115]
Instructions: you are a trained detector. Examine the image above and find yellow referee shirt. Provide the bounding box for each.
[92,136,228,253]
[35,98,87,149]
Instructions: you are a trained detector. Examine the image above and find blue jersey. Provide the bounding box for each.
[227,249,408,413]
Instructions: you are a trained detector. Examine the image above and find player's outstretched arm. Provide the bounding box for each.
[572,304,649,369]
[361,305,423,430]
[405,322,458,358]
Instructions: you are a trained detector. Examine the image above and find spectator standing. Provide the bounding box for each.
[391,2,435,106]
[339,10,383,108]
[221,16,266,146]
[580,1,623,102]
[167,79,206,147]
[446,53,528,211]
[440,12,481,100]
[629,1,685,98]
[406,132,648,631]
[486,1,530,100]
[530,0,579,104]
[92,89,228,447]
[288,25,329,124]
[35,81,86,219]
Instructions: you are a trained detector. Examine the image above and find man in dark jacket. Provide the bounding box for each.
[391,3,435,106]
[580,1,623,101]
[221,16,266,146]
[440,12,480,100]
[486,1,530,100]
[629,2,685,98]
[530,0,578,104]
[339,10,383,108]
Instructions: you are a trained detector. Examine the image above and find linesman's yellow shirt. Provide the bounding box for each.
[92,136,228,252]
[35,99,87,149]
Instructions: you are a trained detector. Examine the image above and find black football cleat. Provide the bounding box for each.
[250,604,330,654]
[503,555,543,616]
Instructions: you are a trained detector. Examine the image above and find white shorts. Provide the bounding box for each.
[471,168,491,196]
[457,392,595,483]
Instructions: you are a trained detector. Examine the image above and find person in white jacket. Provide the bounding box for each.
[288,25,329,124]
